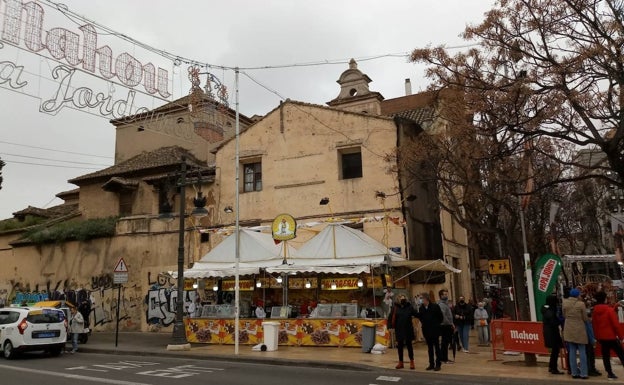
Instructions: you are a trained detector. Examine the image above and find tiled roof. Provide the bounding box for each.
[392,107,435,125]
[110,90,253,126]
[69,146,208,185]
[101,177,140,192]
[56,188,79,198]
[12,203,79,219]
[381,91,438,115]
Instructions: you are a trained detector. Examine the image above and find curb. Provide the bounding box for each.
[77,347,373,372]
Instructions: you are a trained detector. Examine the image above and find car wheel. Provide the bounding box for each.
[3,341,15,359]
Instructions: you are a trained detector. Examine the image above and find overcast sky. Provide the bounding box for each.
[0,0,496,219]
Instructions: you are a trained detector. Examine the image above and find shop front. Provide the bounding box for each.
[183,223,412,348]
[184,273,393,347]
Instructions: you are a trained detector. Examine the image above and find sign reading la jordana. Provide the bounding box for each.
[272,214,296,241]
[0,0,171,119]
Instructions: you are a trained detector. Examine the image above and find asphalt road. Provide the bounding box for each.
[0,351,582,385]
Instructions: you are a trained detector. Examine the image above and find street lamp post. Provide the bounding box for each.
[162,155,208,350]
[170,159,188,348]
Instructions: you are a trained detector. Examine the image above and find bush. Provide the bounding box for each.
[21,217,117,244]
[0,216,46,232]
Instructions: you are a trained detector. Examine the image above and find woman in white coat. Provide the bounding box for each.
[69,306,84,353]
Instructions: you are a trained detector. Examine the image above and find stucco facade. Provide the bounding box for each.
[0,61,474,331]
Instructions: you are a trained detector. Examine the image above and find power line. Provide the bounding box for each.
[0,141,113,159]
[0,153,112,167]
[41,0,479,73]
[3,159,101,170]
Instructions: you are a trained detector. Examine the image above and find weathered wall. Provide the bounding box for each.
[78,183,120,220]
[0,226,207,332]
[215,102,402,238]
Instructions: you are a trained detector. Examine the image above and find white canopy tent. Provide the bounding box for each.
[181,228,297,278]
[266,224,405,274]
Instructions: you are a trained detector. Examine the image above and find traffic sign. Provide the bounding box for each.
[488,259,511,275]
[113,258,128,273]
[113,258,128,284]
[114,272,128,284]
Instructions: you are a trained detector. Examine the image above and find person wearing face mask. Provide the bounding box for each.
[453,296,473,353]
[415,292,443,371]
[437,289,455,363]
[387,294,418,369]
[473,301,489,346]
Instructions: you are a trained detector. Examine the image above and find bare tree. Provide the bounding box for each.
[401,0,624,328]
[0,157,4,191]
[412,0,624,189]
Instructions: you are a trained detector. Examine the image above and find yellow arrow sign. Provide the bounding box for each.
[488,259,510,275]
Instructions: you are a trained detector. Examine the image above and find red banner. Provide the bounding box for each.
[491,320,549,358]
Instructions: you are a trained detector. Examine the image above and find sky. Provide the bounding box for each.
[0,0,497,219]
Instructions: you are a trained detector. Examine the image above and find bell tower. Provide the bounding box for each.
[326,59,384,114]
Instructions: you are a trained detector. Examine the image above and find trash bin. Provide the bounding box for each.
[361,322,376,353]
[262,321,280,351]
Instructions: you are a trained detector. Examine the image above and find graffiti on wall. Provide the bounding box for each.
[0,271,195,330]
[145,271,198,327]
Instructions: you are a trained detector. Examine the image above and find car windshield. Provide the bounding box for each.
[27,309,64,323]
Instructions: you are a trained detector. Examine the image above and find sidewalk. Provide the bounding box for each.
[78,331,613,383]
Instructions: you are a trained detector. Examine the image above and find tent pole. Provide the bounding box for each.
[370,263,376,319]
[332,224,337,259]
[393,260,451,282]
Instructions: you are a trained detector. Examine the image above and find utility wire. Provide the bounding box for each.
[0,140,113,159]
[3,159,101,169]
[0,152,112,167]
[41,0,479,73]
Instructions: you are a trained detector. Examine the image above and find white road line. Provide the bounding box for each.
[0,364,152,385]
[376,375,401,382]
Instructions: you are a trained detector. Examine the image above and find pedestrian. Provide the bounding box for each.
[437,289,455,363]
[591,290,624,380]
[415,292,443,371]
[563,288,588,379]
[541,294,564,375]
[69,306,84,353]
[473,301,489,346]
[453,295,473,352]
[584,298,601,377]
[188,296,202,318]
[387,294,417,369]
[413,295,424,342]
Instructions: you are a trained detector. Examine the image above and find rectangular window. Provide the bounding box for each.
[340,148,362,179]
[119,191,134,217]
[244,162,262,192]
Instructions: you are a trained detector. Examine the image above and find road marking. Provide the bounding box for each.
[0,364,151,385]
[376,376,401,382]
[138,364,225,378]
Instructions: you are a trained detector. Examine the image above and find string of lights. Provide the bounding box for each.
[41,0,478,73]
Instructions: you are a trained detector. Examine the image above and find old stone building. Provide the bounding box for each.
[0,60,472,331]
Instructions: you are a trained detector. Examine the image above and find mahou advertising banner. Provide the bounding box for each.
[533,253,562,321]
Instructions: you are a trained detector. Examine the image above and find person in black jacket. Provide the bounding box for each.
[453,296,473,353]
[416,292,443,371]
[387,294,417,369]
[541,294,564,375]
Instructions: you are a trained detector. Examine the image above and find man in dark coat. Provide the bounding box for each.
[416,292,443,371]
[541,294,564,374]
[453,296,473,352]
[387,294,417,369]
